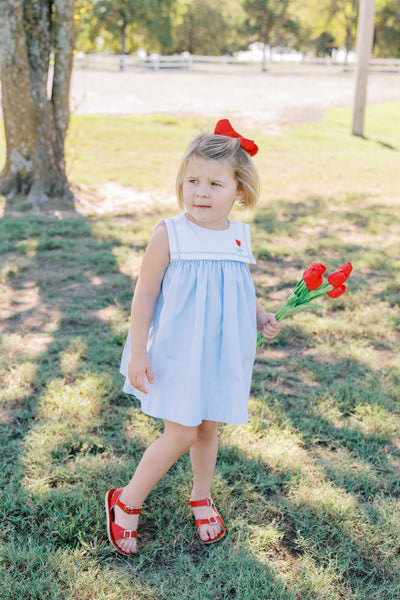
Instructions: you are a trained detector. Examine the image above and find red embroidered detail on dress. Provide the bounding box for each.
[235,239,243,253]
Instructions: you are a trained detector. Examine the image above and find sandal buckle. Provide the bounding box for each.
[124,505,135,514]
[123,530,133,538]
[206,498,212,506]
[208,516,217,524]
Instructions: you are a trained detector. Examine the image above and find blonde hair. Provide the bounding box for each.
[176,133,260,209]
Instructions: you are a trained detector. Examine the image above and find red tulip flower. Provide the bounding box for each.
[303,262,327,291]
[327,284,346,298]
[328,262,353,287]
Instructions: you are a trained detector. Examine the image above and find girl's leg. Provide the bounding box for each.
[189,420,222,542]
[113,419,198,554]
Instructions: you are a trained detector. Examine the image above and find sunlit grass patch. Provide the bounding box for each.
[67,114,208,190]
[36,372,110,422]
[286,555,347,600]
[0,360,37,404]
[59,337,87,376]
[249,522,285,557]
[21,372,114,490]
[285,481,400,597]
[124,406,163,450]
[315,446,382,496]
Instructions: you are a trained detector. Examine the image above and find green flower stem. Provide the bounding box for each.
[256,280,334,348]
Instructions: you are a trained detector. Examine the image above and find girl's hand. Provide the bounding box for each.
[258,312,282,340]
[128,351,154,394]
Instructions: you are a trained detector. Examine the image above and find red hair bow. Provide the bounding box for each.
[214,119,259,157]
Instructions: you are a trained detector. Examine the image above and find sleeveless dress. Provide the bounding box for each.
[120,213,257,427]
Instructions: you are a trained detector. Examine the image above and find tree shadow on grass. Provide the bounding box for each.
[247,343,400,597]
[217,434,400,599]
[363,137,399,152]
[0,198,302,600]
[0,197,158,598]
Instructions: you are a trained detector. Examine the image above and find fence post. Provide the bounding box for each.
[352,0,376,136]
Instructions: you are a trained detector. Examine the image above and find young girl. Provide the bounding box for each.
[105,118,282,556]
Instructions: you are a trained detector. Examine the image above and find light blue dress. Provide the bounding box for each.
[120,213,257,426]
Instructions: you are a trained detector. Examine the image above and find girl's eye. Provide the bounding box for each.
[189,179,198,184]
[211,182,221,187]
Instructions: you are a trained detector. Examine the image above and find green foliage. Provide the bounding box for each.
[74,0,175,54]
[73,0,400,57]
[244,0,292,45]
[375,0,400,57]
[174,0,247,55]
[315,31,336,56]
[290,0,358,55]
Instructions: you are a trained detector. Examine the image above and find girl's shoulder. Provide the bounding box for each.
[148,220,170,258]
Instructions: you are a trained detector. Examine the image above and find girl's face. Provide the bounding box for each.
[182,158,244,230]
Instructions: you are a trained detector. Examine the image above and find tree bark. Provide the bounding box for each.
[0,0,74,206]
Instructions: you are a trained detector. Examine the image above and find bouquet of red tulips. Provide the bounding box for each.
[257,262,353,348]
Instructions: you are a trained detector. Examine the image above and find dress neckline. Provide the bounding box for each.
[184,213,231,231]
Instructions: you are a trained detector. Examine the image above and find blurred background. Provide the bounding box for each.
[73,0,399,64]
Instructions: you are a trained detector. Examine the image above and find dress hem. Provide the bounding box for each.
[123,389,249,427]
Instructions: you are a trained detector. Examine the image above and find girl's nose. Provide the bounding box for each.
[195,183,209,197]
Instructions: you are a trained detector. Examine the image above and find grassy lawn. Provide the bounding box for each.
[0,105,400,599]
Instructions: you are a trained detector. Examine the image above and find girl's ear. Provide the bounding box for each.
[235,188,246,203]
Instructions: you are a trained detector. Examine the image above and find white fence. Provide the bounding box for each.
[73,53,400,73]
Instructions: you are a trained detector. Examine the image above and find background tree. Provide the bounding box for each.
[175,0,246,55]
[315,31,336,56]
[0,0,74,205]
[92,0,146,55]
[73,0,400,58]
[325,0,359,61]
[374,0,400,56]
[243,0,293,70]
[83,0,174,55]
[291,0,358,60]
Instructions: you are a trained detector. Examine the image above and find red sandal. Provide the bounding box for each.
[105,488,142,556]
[190,497,226,545]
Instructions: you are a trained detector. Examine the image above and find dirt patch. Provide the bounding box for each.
[67,69,400,133]
[0,183,173,219]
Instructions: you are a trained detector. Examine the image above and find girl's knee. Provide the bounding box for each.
[163,420,198,449]
[197,420,218,441]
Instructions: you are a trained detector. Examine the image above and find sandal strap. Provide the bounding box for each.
[111,488,142,515]
[190,497,214,508]
[190,497,224,532]
[195,515,224,528]
[111,522,138,542]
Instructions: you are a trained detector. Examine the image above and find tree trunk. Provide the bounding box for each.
[0,0,74,206]
[120,22,127,70]
[262,42,268,72]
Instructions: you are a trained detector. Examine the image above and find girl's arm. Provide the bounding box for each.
[256,298,282,340]
[128,222,170,393]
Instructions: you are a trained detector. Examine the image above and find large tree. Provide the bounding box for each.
[0,0,74,206]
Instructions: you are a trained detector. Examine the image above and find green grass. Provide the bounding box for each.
[0,105,400,599]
